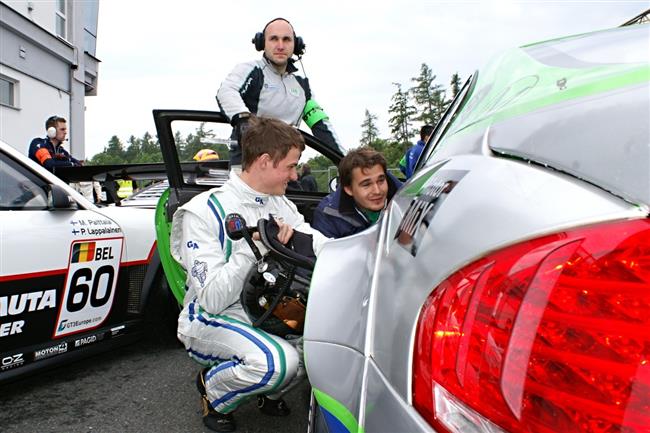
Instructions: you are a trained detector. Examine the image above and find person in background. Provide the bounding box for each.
[28,115,80,171]
[28,115,94,201]
[299,163,317,192]
[312,147,401,239]
[216,17,341,167]
[399,124,434,179]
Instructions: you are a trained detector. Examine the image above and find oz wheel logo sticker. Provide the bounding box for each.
[54,238,123,337]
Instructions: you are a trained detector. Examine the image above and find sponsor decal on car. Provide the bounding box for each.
[69,217,122,237]
[74,333,104,348]
[54,237,123,338]
[1,353,24,371]
[33,342,68,360]
[110,325,125,337]
[0,289,57,338]
[395,170,467,256]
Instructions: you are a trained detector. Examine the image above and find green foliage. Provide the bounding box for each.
[360,109,379,147]
[178,123,228,161]
[88,123,229,165]
[410,63,446,126]
[388,82,417,147]
[366,138,401,169]
[304,154,338,193]
[450,72,462,100]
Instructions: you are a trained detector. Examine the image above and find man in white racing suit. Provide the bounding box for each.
[171,116,327,432]
[216,17,341,166]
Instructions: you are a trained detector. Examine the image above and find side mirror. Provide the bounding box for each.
[328,176,339,192]
[48,184,77,210]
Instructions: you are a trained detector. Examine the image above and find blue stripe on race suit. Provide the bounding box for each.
[207,198,225,249]
[188,301,279,408]
[186,348,228,365]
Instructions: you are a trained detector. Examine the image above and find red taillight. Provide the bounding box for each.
[413,219,650,433]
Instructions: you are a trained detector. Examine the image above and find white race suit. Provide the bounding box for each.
[170,171,327,414]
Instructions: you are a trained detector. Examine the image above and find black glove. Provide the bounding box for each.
[232,113,251,146]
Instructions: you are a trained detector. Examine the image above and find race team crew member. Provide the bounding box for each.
[28,115,81,172]
[399,124,434,180]
[171,116,328,432]
[312,147,401,239]
[216,17,341,165]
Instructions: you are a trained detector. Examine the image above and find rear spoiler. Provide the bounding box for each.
[53,161,230,183]
[54,161,230,204]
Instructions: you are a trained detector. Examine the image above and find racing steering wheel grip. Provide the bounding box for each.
[257,218,316,270]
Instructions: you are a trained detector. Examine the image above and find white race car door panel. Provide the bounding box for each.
[0,209,126,357]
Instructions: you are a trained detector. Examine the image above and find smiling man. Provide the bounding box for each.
[312,147,402,239]
[171,116,328,432]
[216,17,341,166]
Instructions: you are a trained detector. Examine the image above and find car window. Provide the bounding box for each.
[0,152,48,210]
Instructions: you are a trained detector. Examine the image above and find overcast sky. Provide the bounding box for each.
[84,0,647,158]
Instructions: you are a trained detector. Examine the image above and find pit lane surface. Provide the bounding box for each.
[0,331,310,432]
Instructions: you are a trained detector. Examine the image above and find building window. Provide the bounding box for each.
[0,76,17,108]
[56,0,67,39]
[83,0,99,56]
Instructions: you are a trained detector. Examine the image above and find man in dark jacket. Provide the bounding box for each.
[399,124,434,179]
[28,115,81,172]
[312,147,401,239]
[299,164,318,192]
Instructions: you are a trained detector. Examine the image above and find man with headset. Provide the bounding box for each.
[28,115,81,171]
[28,115,98,201]
[217,18,342,166]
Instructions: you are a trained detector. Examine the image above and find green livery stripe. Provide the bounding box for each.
[443,26,650,140]
[196,306,287,409]
[313,387,364,433]
[457,62,648,136]
[154,188,187,304]
[208,194,232,261]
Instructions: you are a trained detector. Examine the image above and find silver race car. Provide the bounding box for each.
[305,24,650,433]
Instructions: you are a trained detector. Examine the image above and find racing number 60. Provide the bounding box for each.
[67,265,115,312]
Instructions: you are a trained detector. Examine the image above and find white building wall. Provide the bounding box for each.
[0,64,70,154]
[0,0,99,160]
[4,1,58,35]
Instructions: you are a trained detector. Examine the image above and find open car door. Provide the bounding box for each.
[152,109,344,303]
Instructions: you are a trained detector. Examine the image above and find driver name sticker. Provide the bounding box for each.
[54,238,123,338]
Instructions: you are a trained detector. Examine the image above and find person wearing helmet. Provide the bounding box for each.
[171,116,328,432]
[194,149,220,161]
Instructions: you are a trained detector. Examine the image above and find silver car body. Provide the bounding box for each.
[305,24,649,433]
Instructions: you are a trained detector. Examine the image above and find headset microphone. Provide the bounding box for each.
[47,127,57,139]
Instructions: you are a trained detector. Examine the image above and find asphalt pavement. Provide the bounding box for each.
[0,331,311,433]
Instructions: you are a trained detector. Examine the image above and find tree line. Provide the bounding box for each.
[89,63,462,173]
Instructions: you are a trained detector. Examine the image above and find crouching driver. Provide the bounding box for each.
[170,116,328,432]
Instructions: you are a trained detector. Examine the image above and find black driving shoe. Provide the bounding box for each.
[257,395,291,416]
[197,369,236,432]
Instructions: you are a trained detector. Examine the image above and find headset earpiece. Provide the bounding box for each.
[47,126,57,139]
[252,32,265,52]
[293,36,305,57]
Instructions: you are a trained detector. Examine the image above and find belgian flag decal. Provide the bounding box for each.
[71,241,96,263]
